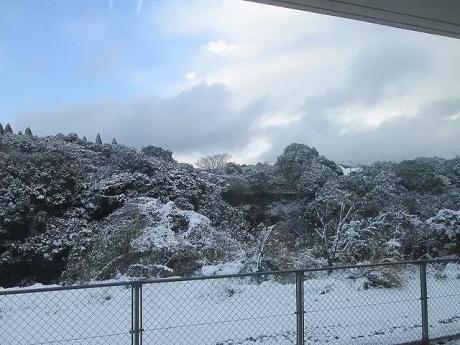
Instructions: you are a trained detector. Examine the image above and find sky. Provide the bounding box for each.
[1,0,460,164]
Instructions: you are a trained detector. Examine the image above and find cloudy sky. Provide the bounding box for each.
[2,0,460,164]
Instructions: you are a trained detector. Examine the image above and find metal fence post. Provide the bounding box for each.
[131,282,143,345]
[296,270,305,345]
[419,261,429,344]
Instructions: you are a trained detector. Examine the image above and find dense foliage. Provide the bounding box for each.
[0,128,458,287]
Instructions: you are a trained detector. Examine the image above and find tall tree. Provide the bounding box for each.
[4,123,13,134]
[95,133,102,145]
[112,138,118,145]
[25,127,33,136]
[0,123,4,135]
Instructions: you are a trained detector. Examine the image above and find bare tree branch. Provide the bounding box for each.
[196,153,232,172]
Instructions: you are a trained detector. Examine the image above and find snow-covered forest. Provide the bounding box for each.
[0,124,459,287]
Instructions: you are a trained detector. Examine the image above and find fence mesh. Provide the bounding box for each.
[142,273,296,345]
[303,264,422,344]
[0,285,131,345]
[0,260,459,345]
[427,262,460,340]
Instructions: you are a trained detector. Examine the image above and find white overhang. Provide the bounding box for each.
[248,0,460,39]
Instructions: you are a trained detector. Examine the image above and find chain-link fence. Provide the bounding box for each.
[1,259,459,345]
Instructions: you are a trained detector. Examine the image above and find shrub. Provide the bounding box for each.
[362,267,405,289]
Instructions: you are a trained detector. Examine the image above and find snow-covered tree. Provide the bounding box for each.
[313,202,355,267]
[111,138,118,145]
[0,123,4,135]
[4,123,13,134]
[25,127,33,136]
[425,209,460,257]
[95,133,102,145]
[141,145,174,162]
[296,162,338,197]
[0,130,459,287]
[253,224,275,271]
[340,212,422,263]
[64,197,242,281]
[307,182,356,267]
[196,153,231,172]
[276,143,342,183]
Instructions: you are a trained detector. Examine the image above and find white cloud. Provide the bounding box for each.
[204,40,253,59]
[152,0,346,109]
[232,137,272,164]
[450,112,460,121]
[184,71,197,80]
[256,111,302,130]
[173,136,272,165]
[151,0,460,129]
[15,0,460,165]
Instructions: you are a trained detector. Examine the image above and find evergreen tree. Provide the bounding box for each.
[0,123,4,135]
[95,133,102,145]
[17,131,23,135]
[4,123,13,134]
[112,138,118,145]
[82,136,87,142]
[25,127,33,136]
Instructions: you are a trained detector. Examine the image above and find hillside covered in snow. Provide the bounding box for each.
[0,125,459,287]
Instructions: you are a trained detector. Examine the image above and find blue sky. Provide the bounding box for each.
[1,0,198,118]
[1,0,460,163]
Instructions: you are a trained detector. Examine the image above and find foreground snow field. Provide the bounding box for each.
[1,265,459,345]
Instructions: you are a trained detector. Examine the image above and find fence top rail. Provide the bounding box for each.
[1,257,458,296]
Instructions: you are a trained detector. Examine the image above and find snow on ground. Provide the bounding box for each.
[0,267,459,345]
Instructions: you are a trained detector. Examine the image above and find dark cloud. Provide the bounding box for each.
[258,40,457,164]
[346,40,432,105]
[14,83,268,154]
[262,97,460,164]
[300,39,431,114]
[335,97,460,163]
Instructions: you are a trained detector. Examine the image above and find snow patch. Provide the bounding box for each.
[200,260,245,276]
[130,198,214,252]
